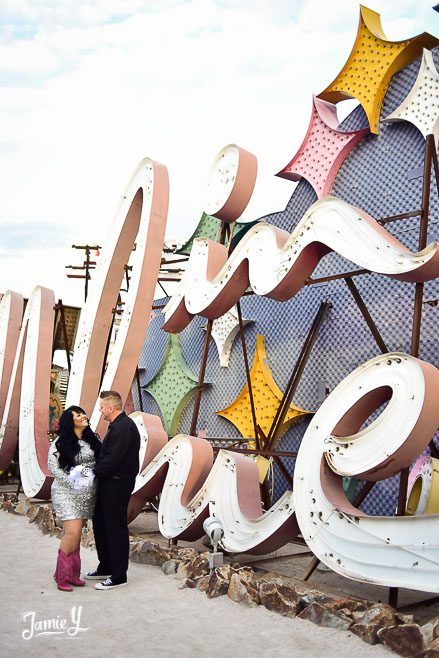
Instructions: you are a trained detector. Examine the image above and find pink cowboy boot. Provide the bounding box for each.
[69,548,86,587]
[55,549,73,592]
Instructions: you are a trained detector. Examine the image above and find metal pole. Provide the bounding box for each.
[236,300,260,449]
[100,307,116,388]
[189,319,213,436]
[52,305,59,361]
[266,301,331,451]
[272,455,295,489]
[411,134,433,358]
[135,367,144,412]
[344,278,388,354]
[84,246,90,302]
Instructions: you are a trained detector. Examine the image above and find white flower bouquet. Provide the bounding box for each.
[68,465,95,494]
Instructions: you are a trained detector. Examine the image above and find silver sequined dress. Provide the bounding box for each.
[47,439,97,521]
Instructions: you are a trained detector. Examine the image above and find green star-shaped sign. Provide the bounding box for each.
[143,334,209,436]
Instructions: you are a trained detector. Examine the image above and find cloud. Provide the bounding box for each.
[0,221,73,252]
[0,0,437,304]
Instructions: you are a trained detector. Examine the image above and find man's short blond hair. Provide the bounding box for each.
[100,390,123,410]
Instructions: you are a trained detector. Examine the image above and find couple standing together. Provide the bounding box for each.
[47,391,140,592]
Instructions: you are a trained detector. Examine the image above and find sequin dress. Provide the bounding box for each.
[47,439,97,521]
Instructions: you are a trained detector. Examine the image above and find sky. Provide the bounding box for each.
[1,0,438,307]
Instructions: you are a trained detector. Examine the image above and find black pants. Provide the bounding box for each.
[93,478,135,583]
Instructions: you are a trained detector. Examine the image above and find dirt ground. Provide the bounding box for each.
[1,507,393,658]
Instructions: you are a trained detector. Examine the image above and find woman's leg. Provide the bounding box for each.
[60,519,83,554]
[70,520,87,586]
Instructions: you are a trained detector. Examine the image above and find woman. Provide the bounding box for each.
[47,406,101,591]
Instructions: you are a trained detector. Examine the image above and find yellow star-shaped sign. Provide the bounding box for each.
[318,5,438,134]
[217,334,311,442]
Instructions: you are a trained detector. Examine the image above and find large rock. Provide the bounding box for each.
[32,506,46,526]
[298,602,352,630]
[39,507,55,535]
[396,613,414,625]
[175,547,199,561]
[259,582,300,618]
[227,572,259,608]
[206,565,232,599]
[27,505,41,523]
[298,591,337,610]
[422,622,437,647]
[198,575,210,592]
[161,559,180,575]
[2,495,15,512]
[425,637,439,657]
[377,624,424,658]
[176,553,209,582]
[178,578,197,589]
[362,603,396,628]
[14,497,31,516]
[326,597,370,615]
[253,571,297,589]
[351,622,381,645]
[133,541,175,567]
[129,540,141,557]
[349,601,397,645]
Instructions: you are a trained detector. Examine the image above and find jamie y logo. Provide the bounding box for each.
[21,606,88,640]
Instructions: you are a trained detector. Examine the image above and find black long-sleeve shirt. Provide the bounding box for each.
[93,412,140,479]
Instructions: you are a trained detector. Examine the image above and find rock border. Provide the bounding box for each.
[3,493,439,658]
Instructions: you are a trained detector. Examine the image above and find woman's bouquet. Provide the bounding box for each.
[68,465,95,494]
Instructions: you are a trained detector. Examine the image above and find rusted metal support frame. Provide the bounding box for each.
[236,300,261,451]
[84,246,91,302]
[306,269,370,286]
[212,446,297,459]
[344,278,388,354]
[189,223,229,436]
[377,209,422,225]
[135,367,144,412]
[272,454,295,489]
[266,301,331,451]
[303,555,321,581]
[100,305,117,388]
[251,415,271,510]
[160,256,189,265]
[157,280,169,298]
[189,320,213,436]
[254,422,295,489]
[430,136,439,198]
[411,134,433,358]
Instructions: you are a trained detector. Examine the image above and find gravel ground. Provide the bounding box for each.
[0,510,393,658]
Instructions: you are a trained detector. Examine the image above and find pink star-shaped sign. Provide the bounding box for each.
[276,96,369,198]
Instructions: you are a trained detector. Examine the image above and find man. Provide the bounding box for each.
[85,390,140,590]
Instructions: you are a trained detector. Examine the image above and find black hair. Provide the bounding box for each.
[55,405,101,472]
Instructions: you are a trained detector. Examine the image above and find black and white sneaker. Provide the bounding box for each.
[95,578,127,590]
[84,570,111,580]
